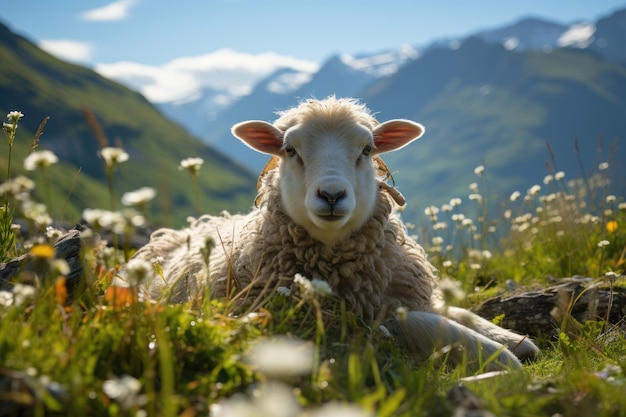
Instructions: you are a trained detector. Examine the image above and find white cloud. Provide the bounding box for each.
[81,0,138,22]
[95,48,319,103]
[39,39,93,63]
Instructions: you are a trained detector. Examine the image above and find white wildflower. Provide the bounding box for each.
[433,222,448,230]
[7,111,24,123]
[23,150,59,171]
[98,147,129,166]
[124,258,154,286]
[431,236,444,246]
[13,284,36,307]
[441,204,452,212]
[442,260,453,268]
[103,375,143,410]
[82,208,105,226]
[294,273,331,298]
[294,273,312,293]
[469,193,482,202]
[0,291,14,307]
[598,162,609,171]
[246,337,314,378]
[0,176,35,201]
[126,210,146,227]
[211,381,301,417]
[510,191,521,201]
[179,157,204,175]
[22,201,51,227]
[606,195,616,204]
[51,259,70,276]
[469,182,478,192]
[45,226,63,241]
[555,171,565,180]
[121,187,156,206]
[543,174,553,185]
[82,208,126,233]
[527,184,541,196]
[619,202,626,211]
[474,165,485,176]
[451,213,465,222]
[424,206,439,216]
[449,198,462,207]
[597,240,610,248]
[437,277,466,303]
[605,271,619,283]
[462,218,474,227]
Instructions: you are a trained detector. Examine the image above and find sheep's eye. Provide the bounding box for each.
[362,145,372,156]
[285,145,297,157]
[285,145,304,166]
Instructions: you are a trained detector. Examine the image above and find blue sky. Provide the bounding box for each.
[1,0,624,102]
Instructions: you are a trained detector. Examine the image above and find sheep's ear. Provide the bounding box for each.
[372,119,424,154]
[232,121,284,156]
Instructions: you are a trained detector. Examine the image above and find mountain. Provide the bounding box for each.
[474,17,569,51]
[0,21,256,226]
[154,7,626,224]
[360,37,626,217]
[588,8,626,65]
[156,86,237,139]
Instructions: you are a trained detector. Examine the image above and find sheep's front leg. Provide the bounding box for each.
[438,305,540,362]
[383,311,523,372]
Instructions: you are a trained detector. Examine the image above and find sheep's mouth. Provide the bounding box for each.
[316,213,344,222]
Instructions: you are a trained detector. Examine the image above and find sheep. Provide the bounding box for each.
[127,96,539,371]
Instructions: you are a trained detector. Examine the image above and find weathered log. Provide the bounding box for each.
[474,278,626,338]
[0,225,87,290]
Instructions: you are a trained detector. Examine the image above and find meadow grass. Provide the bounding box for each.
[1,111,625,416]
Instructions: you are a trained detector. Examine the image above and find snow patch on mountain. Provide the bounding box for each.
[341,44,419,76]
[558,22,596,48]
[266,71,315,94]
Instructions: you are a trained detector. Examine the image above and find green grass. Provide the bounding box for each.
[1,112,626,416]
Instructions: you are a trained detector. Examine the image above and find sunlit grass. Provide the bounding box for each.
[1,110,625,416]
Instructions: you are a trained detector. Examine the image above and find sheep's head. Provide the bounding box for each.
[232,97,424,246]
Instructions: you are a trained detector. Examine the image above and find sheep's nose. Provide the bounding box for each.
[318,188,346,206]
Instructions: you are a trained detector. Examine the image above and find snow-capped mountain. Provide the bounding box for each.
[474,17,570,51]
[156,8,626,146]
[154,6,626,178]
[157,45,421,141]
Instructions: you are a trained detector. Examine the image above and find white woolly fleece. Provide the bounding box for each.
[135,168,435,321]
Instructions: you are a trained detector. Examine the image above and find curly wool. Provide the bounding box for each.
[135,168,435,321]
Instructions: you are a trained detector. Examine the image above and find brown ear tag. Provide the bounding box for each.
[255,156,280,207]
[373,156,406,206]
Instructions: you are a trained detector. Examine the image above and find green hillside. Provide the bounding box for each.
[0,21,256,226]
